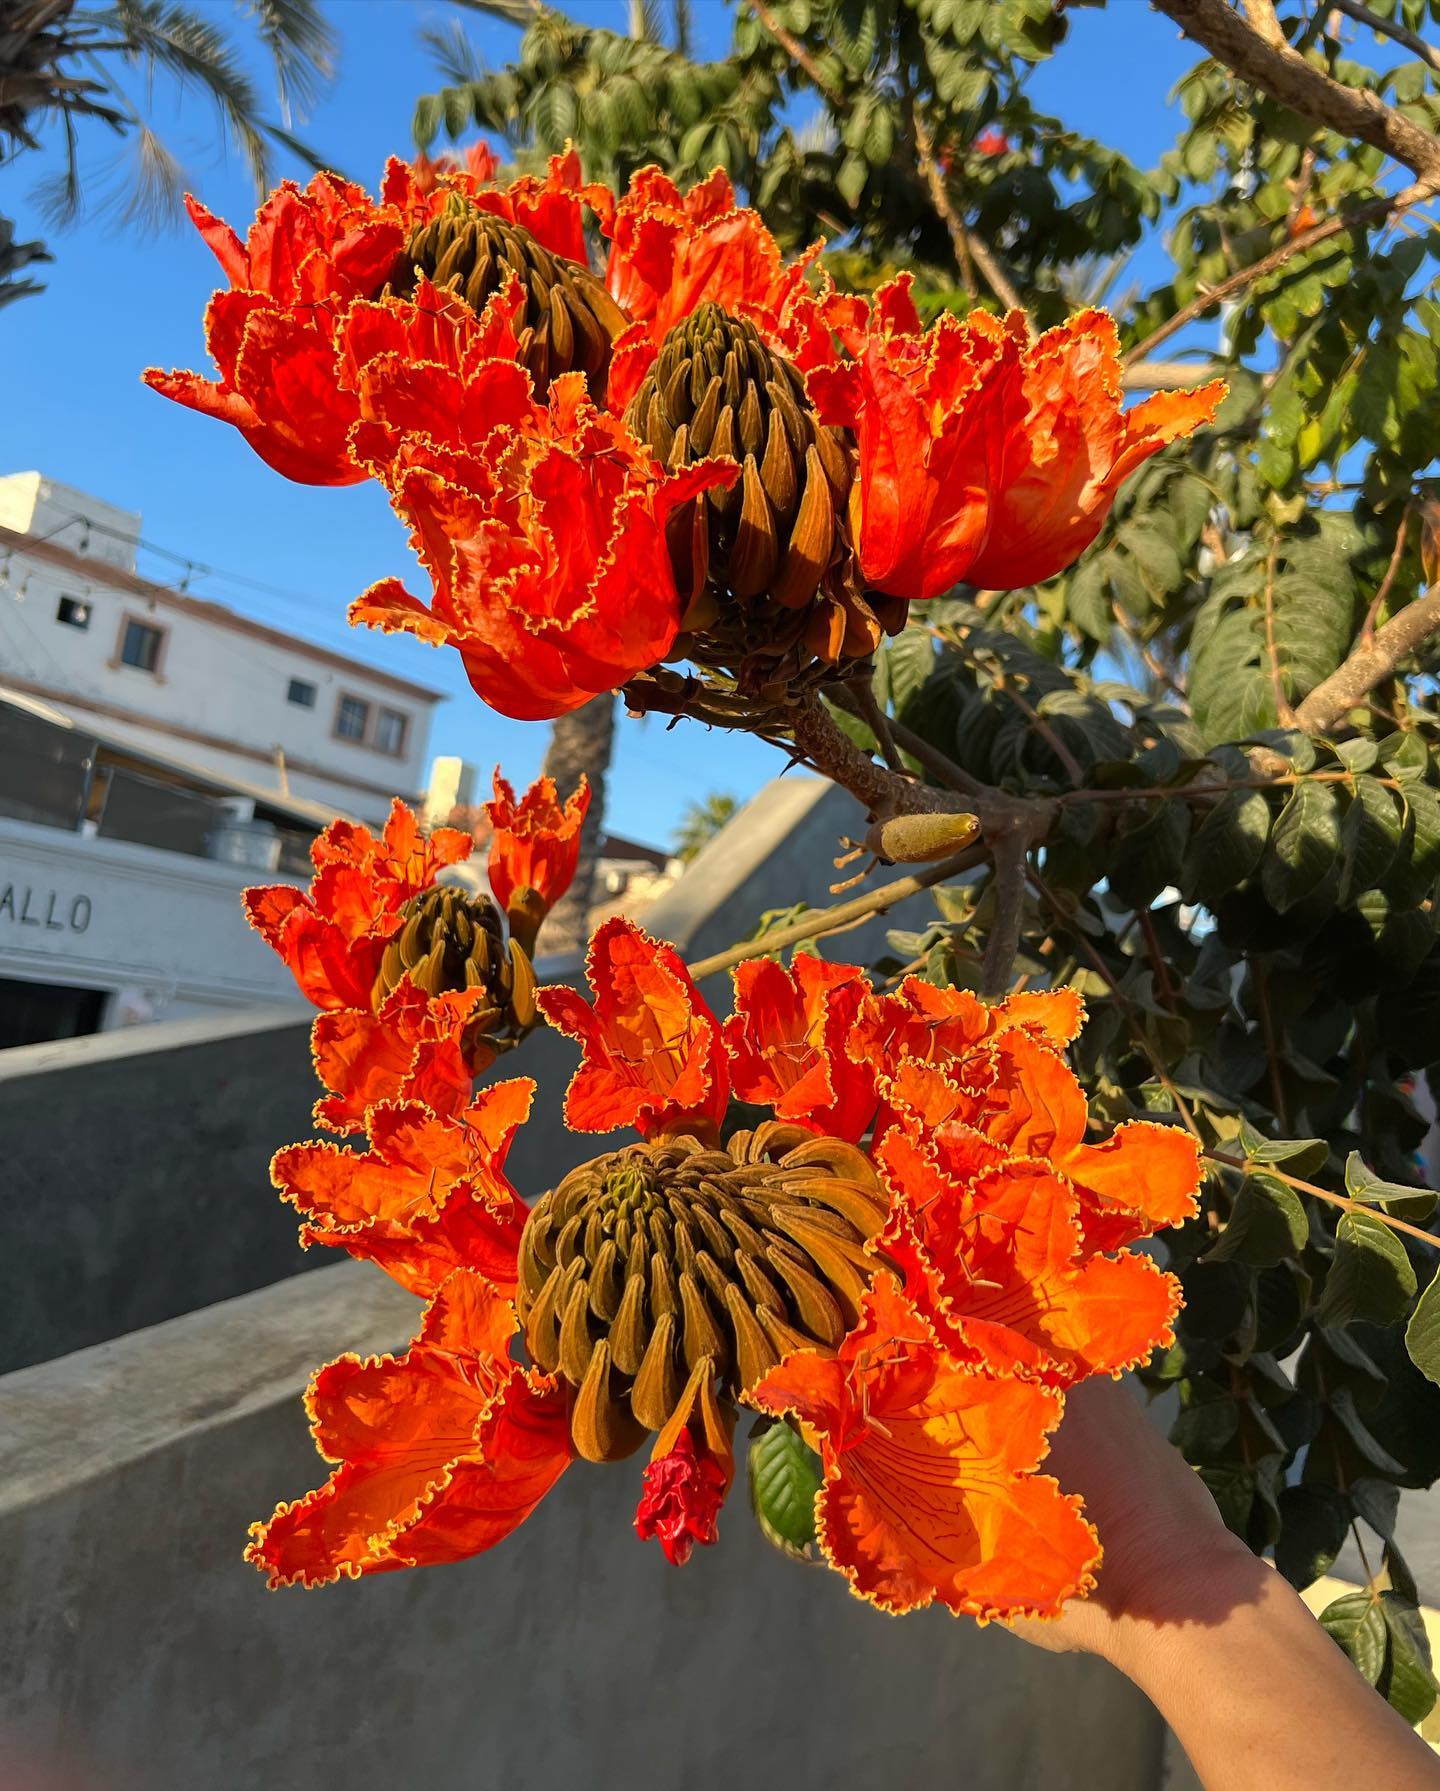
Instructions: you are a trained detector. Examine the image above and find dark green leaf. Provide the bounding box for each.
[1262,783,1343,914]
[1182,788,1271,908]
[1344,1152,1437,1222]
[1206,1171,1308,1267]
[1237,1117,1328,1176]
[1275,1484,1348,1589]
[1316,1212,1418,1328]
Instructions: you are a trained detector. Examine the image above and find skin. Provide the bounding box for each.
[1010,1377,1440,1791]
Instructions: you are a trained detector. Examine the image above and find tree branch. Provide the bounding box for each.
[1329,0,1440,78]
[1126,180,1435,362]
[1207,1152,1440,1251]
[1155,0,1440,179]
[741,0,844,104]
[1293,580,1440,731]
[910,101,1025,316]
[686,843,986,980]
[979,825,1032,999]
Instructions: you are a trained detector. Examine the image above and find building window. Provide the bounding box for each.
[120,617,164,673]
[375,707,409,757]
[56,595,91,630]
[335,694,370,742]
[287,677,317,708]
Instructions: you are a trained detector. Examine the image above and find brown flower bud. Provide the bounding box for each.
[392,198,627,401]
[373,884,537,1058]
[625,303,904,700]
[516,1123,889,1462]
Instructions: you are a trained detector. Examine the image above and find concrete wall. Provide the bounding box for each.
[0,1006,320,1374]
[0,1263,1167,1791]
[0,773,956,1370]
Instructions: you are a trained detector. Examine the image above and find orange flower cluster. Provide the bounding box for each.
[249,917,1198,1624]
[247,788,583,1133]
[148,153,1224,716]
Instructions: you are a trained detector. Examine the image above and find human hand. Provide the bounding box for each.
[1010,1375,1263,1668]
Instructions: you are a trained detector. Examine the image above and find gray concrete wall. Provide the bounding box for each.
[0,1006,319,1374]
[0,776,956,1371]
[0,1263,1167,1791]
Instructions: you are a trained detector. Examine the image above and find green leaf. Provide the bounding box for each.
[1182,788,1271,907]
[748,1418,822,1558]
[1206,1171,1308,1267]
[1316,1211,1418,1328]
[1405,1268,1440,1388]
[836,150,868,209]
[1321,1590,1389,1685]
[1381,1594,1440,1724]
[1344,1152,1436,1222]
[1275,1483,1348,1589]
[1236,1117,1328,1176]
[1339,776,1404,902]
[1262,783,1343,913]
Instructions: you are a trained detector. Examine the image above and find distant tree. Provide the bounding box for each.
[0,0,336,301]
[674,791,741,862]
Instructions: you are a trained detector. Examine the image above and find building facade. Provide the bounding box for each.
[0,472,444,827]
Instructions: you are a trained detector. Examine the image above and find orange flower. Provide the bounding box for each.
[874,1125,1180,1386]
[484,769,591,949]
[246,1270,570,1588]
[143,174,413,484]
[536,916,729,1140]
[252,921,1188,1618]
[964,310,1228,590]
[272,1080,533,1298]
[750,1276,1100,1620]
[802,280,1226,600]
[724,954,879,1143]
[870,1013,1202,1254]
[309,982,492,1134]
[347,329,735,719]
[603,167,817,408]
[245,801,473,1011]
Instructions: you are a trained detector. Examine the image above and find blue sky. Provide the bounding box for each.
[0,0,1200,847]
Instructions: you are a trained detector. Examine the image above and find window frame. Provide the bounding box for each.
[113,612,168,677]
[374,706,410,758]
[286,676,318,709]
[332,691,373,745]
[56,595,92,631]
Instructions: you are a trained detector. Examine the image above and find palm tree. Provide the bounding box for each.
[674,792,740,863]
[1,0,336,298]
[537,694,616,959]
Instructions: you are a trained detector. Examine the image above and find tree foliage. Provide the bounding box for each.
[0,0,336,298]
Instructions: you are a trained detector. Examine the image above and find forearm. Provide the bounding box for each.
[1108,1553,1440,1791]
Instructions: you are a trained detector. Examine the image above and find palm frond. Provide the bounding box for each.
[628,0,662,43]
[419,18,486,89]
[671,0,691,57]
[105,0,276,190]
[236,0,337,124]
[439,0,543,26]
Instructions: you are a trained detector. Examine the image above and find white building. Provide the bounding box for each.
[0,472,444,827]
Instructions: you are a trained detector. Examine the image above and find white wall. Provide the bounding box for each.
[0,815,304,1027]
[0,477,439,827]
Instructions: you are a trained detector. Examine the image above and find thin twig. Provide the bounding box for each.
[741,0,845,104]
[910,101,1025,316]
[1360,506,1412,649]
[686,844,985,981]
[1330,0,1440,76]
[1207,1152,1440,1250]
[827,686,991,801]
[1126,182,1436,363]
